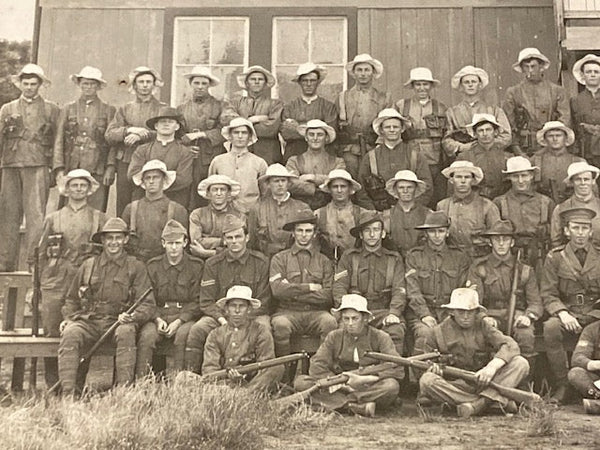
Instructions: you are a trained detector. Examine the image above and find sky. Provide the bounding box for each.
[0,0,36,41]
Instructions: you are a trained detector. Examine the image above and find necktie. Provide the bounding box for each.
[575,248,587,267]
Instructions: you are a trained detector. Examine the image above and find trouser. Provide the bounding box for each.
[0,166,49,270]
[407,308,448,354]
[369,309,406,356]
[116,160,134,217]
[294,375,400,411]
[419,356,529,407]
[271,310,338,356]
[41,285,67,387]
[246,365,285,392]
[250,140,282,166]
[282,140,307,165]
[487,309,536,357]
[568,367,600,398]
[58,173,108,212]
[544,316,582,385]
[58,318,137,393]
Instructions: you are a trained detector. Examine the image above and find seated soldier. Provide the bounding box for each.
[405,211,471,354]
[202,285,284,392]
[189,174,245,259]
[383,170,430,256]
[294,294,402,417]
[58,218,156,395]
[186,215,270,373]
[286,119,345,210]
[270,208,337,356]
[137,220,204,377]
[419,287,529,418]
[248,164,308,258]
[332,211,406,356]
[123,159,188,262]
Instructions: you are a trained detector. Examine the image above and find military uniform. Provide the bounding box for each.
[568,321,600,399]
[571,89,600,164]
[531,148,584,204]
[550,196,600,248]
[189,203,245,257]
[384,204,429,256]
[315,202,367,261]
[456,143,511,199]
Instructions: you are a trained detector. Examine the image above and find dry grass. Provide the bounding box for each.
[523,402,564,438]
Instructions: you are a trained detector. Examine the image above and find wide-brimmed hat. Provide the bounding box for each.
[59,169,100,196]
[350,210,385,238]
[572,54,600,85]
[559,207,597,225]
[221,214,247,235]
[132,159,177,189]
[563,161,600,185]
[403,67,440,87]
[297,119,337,143]
[442,287,486,311]
[415,211,450,230]
[91,217,129,243]
[332,294,372,317]
[512,47,551,73]
[372,108,410,136]
[145,106,185,131]
[258,163,298,183]
[536,121,575,147]
[128,66,163,92]
[466,113,502,136]
[385,170,427,199]
[216,285,261,310]
[480,219,515,237]
[282,208,317,231]
[183,66,220,86]
[319,169,361,193]
[221,117,258,145]
[161,219,188,240]
[441,161,484,185]
[346,54,384,79]
[292,62,327,83]
[70,66,107,88]
[197,174,241,199]
[451,65,489,90]
[237,65,276,88]
[502,156,539,175]
[11,63,51,87]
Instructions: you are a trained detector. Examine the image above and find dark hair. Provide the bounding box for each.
[19,74,43,83]
[473,120,498,132]
[299,71,320,82]
[582,61,600,72]
[134,71,156,83]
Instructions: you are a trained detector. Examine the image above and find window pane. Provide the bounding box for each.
[176,20,210,64]
[272,65,299,104]
[210,66,245,102]
[311,19,345,64]
[172,66,193,106]
[212,20,246,64]
[316,66,344,104]
[276,19,309,64]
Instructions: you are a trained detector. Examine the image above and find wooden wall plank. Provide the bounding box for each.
[565,26,600,49]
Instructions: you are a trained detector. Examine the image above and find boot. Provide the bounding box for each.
[550,383,569,405]
[457,397,488,418]
[583,399,600,414]
[44,357,59,387]
[58,347,80,395]
[115,347,136,386]
[348,401,376,418]
[184,348,203,373]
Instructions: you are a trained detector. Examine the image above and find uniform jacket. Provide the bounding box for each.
[531,147,584,204]
[286,150,346,199]
[572,320,600,370]
[550,195,600,248]
[385,203,429,255]
[456,142,511,199]
[315,202,367,257]
[189,202,245,251]
[571,89,600,158]
[494,189,554,236]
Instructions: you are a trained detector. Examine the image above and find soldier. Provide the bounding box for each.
[58,217,156,395]
[286,119,345,209]
[383,170,430,256]
[136,220,203,377]
[280,63,338,163]
[186,215,270,372]
[38,169,108,386]
[419,288,529,418]
[294,294,402,417]
[396,67,448,206]
[442,65,511,158]
[248,164,308,258]
[531,121,584,204]
[337,54,392,178]
[356,108,433,210]
[456,113,511,199]
[202,285,283,392]
[405,211,471,354]
[222,65,283,165]
[437,161,501,258]
[105,66,165,216]
[176,66,226,210]
[503,48,570,155]
[189,175,245,259]
[315,169,369,261]
[127,107,193,207]
[541,207,600,404]
[270,208,337,356]
[0,63,60,271]
[122,160,188,262]
[53,66,116,211]
[208,117,268,211]
[332,211,407,355]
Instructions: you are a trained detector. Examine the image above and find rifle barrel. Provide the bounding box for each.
[207,352,307,379]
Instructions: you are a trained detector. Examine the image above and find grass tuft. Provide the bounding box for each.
[523,402,564,438]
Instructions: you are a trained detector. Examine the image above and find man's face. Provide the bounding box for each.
[412,80,432,100]
[155,118,180,137]
[293,223,316,247]
[452,309,478,329]
[329,179,352,203]
[353,63,374,86]
[474,122,497,145]
[583,62,600,88]
[268,176,289,196]
[230,126,251,148]
[134,74,155,96]
[299,72,319,97]
[66,178,91,201]
[490,235,514,257]
[564,222,592,248]
[450,172,474,194]
[508,171,533,192]
[360,221,384,249]
[380,118,403,143]
[79,79,100,97]
[341,309,369,336]
[161,236,187,260]
[190,76,211,98]
[225,299,251,327]
[141,170,165,195]
[521,59,544,82]
[20,76,41,99]
[101,232,128,256]
[207,183,231,207]
[459,75,482,96]
[394,180,417,203]
[544,130,567,150]
[306,128,327,150]
[246,72,267,94]
[426,227,449,247]
[223,227,249,254]
[572,171,595,198]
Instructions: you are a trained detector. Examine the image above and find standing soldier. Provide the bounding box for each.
[0,64,60,271]
[396,67,448,206]
[105,66,165,216]
[280,63,338,163]
[503,48,570,155]
[337,54,392,179]
[176,66,225,210]
[54,66,115,211]
[571,54,600,168]
[222,65,283,165]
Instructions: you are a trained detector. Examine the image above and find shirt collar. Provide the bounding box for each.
[156,137,175,146]
[161,253,186,271]
[271,192,291,204]
[135,95,157,104]
[508,188,535,199]
[65,202,89,213]
[361,245,384,257]
[291,242,317,256]
[489,252,514,268]
[20,95,40,103]
[453,190,476,204]
[225,249,250,264]
[99,250,127,267]
[301,95,319,104]
[79,96,99,105]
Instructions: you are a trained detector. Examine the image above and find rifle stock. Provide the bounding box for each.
[506,248,522,336]
[206,352,308,380]
[30,247,42,391]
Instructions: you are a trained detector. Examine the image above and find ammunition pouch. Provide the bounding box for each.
[473,351,490,371]
[239,354,257,366]
[447,129,475,144]
[3,115,24,139]
[65,119,78,144]
[46,233,64,259]
[364,174,396,211]
[37,122,55,147]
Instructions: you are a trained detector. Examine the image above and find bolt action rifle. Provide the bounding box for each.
[506,248,522,337]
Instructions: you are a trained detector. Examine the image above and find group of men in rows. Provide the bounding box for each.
[3,46,600,417]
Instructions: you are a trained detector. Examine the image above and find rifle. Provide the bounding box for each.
[365,352,542,405]
[506,248,522,337]
[48,287,153,394]
[30,247,42,390]
[205,352,308,380]
[276,351,441,407]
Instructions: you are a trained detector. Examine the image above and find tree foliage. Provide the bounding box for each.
[0,40,31,107]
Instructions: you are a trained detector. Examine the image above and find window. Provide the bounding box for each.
[171,17,249,105]
[272,17,348,104]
